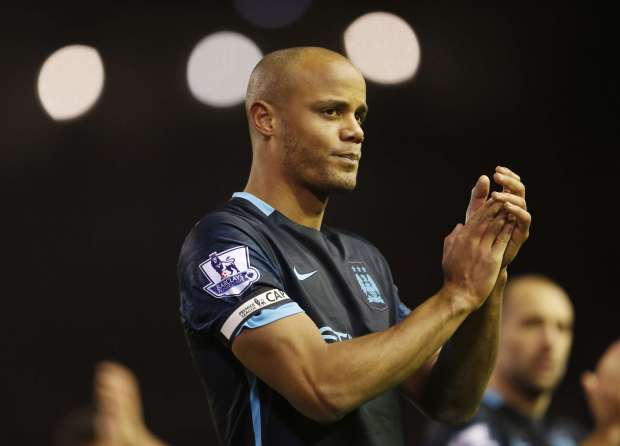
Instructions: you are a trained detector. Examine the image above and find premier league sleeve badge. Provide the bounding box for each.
[199,245,261,298]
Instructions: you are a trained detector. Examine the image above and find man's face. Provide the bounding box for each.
[496,280,574,395]
[275,56,367,195]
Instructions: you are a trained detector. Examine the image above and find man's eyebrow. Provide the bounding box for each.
[312,99,369,115]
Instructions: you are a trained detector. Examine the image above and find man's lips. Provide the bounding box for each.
[332,152,361,161]
[533,356,557,371]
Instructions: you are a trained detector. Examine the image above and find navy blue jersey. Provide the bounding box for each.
[178,192,411,446]
[421,391,586,446]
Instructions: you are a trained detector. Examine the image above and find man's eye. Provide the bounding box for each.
[323,109,339,118]
[356,114,365,125]
[558,323,572,333]
[522,318,543,328]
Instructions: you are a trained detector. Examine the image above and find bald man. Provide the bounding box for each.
[422,275,620,446]
[178,47,531,445]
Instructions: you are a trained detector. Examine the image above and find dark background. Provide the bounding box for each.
[2,1,617,444]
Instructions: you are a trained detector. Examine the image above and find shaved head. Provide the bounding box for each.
[245,47,357,114]
[503,274,572,317]
[243,46,367,202]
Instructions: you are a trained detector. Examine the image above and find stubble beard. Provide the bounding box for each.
[281,127,358,198]
[508,364,563,400]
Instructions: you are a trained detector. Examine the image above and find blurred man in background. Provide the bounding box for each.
[422,274,620,446]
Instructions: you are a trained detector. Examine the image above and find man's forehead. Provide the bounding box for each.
[245,47,366,110]
[292,55,365,92]
[507,282,574,322]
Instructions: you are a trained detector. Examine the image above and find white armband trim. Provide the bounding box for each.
[220,288,292,340]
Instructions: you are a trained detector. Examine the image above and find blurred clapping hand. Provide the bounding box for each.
[94,361,167,446]
[582,340,620,446]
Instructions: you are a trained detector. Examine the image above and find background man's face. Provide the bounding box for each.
[276,56,367,195]
[496,280,574,395]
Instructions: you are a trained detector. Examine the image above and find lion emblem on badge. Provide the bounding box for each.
[199,245,260,298]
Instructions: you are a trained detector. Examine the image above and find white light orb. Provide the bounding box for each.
[37,44,105,121]
[187,31,263,107]
[344,12,421,84]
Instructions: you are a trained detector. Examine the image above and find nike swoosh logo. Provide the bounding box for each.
[294,266,318,281]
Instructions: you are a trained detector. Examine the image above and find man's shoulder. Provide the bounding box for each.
[422,405,504,446]
[178,199,270,267]
[202,198,264,228]
[187,199,264,241]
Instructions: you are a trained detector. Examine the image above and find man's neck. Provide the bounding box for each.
[488,377,552,420]
[244,171,327,230]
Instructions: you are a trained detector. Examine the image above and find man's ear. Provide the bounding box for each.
[249,101,276,138]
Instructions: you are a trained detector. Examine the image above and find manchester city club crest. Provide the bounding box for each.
[350,261,387,311]
[199,245,260,298]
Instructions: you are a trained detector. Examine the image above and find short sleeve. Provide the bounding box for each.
[178,216,303,346]
[393,284,412,323]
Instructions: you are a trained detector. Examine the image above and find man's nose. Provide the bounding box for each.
[340,116,364,144]
[541,324,560,348]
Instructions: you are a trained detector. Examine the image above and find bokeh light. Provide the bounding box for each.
[187,31,263,107]
[37,45,105,121]
[344,12,421,85]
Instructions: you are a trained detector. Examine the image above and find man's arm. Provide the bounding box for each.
[397,275,505,421]
[232,198,515,423]
[412,268,507,422]
[400,167,530,422]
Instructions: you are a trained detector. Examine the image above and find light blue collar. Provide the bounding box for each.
[483,389,505,409]
[232,192,275,216]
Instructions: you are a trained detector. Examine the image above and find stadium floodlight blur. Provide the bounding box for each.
[187,31,263,108]
[36,44,105,121]
[234,0,312,29]
[344,12,421,85]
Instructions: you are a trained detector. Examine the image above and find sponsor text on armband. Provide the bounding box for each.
[220,288,291,340]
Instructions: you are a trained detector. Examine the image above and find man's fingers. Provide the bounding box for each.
[468,200,505,239]
[466,175,490,223]
[503,202,531,233]
[481,211,508,249]
[494,171,525,197]
[469,198,503,224]
[491,220,515,254]
[495,165,521,181]
[94,360,144,423]
[471,175,490,199]
[582,371,598,395]
[491,191,527,210]
[96,361,140,396]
